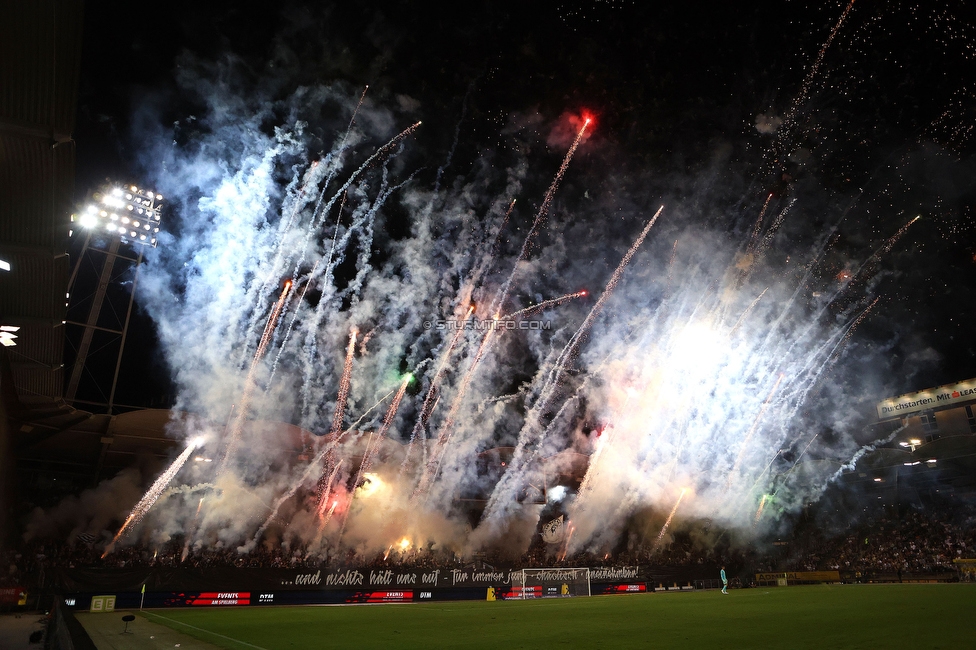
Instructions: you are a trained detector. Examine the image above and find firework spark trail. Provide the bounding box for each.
[257,281,293,362]
[836,214,918,298]
[287,88,374,278]
[729,288,769,338]
[664,239,678,300]
[323,190,347,275]
[350,85,369,125]
[248,399,392,552]
[744,210,896,390]
[843,297,879,344]
[334,373,412,548]
[558,521,576,562]
[269,261,320,382]
[748,450,783,496]
[308,122,420,238]
[728,373,785,485]
[103,438,202,557]
[354,374,412,489]
[780,0,857,138]
[799,297,881,392]
[536,206,665,417]
[235,160,330,370]
[299,167,418,423]
[747,194,774,252]
[181,497,205,562]
[413,124,593,499]
[575,423,618,503]
[316,459,344,522]
[316,499,339,540]
[262,84,369,306]
[292,185,347,330]
[880,215,921,255]
[495,118,590,314]
[307,327,359,522]
[414,326,498,498]
[480,207,664,525]
[821,425,907,488]
[424,290,590,469]
[405,307,474,457]
[336,168,421,304]
[655,488,688,548]
[756,199,797,258]
[501,290,588,320]
[488,199,516,266]
[238,85,369,368]
[290,124,422,375]
[753,494,769,526]
[454,198,516,320]
[218,281,293,475]
[330,328,359,437]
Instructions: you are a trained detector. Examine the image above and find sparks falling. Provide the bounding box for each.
[331,328,359,437]
[495,116,591,313]
[655,488,688,547]
[218,281,293,474]
[754,494,769,526]
[103,438,202,557]
[89,4,950,563]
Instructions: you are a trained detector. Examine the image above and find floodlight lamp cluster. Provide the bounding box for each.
[75,184,163,247]
[0,325,19,347]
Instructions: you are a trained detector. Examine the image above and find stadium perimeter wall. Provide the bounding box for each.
[43,565,717,610]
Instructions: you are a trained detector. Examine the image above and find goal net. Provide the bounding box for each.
[513,568,591,598]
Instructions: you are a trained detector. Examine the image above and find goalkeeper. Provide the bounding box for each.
[720,566,728,594]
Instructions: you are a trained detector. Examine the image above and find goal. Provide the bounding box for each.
[512,568,591,598]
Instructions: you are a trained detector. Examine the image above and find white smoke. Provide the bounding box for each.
[32,58,923,562]
[755,113,783,134]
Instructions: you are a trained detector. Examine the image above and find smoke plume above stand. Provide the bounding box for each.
[44,2,973,561]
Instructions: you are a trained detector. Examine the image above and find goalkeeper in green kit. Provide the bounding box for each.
[720,566,728,594]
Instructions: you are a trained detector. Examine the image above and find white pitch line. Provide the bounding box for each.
[142,611,270,650]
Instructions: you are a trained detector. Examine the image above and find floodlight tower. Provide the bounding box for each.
[65,183,163,412]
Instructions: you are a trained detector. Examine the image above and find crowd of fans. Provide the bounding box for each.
[3,503,974,586]
[781,504,976,578]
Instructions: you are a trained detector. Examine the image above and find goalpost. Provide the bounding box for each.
[514,568,591,599]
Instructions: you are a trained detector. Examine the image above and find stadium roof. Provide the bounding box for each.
[0,0,83,404]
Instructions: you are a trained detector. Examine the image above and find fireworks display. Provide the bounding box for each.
[102,437,203,557]
[41,0,975,566]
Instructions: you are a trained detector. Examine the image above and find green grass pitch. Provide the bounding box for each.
[138,584,976,649]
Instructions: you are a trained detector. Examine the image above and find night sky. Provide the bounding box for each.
[70,0,976,411]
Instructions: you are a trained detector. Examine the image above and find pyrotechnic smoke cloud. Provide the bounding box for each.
[31,3,975,562]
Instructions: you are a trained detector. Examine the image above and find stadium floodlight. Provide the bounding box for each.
[0,259,10,271]
[0,325,20,347]
[76,183,164,247]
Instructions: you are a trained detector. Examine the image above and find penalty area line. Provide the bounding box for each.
[142,611,270,650]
